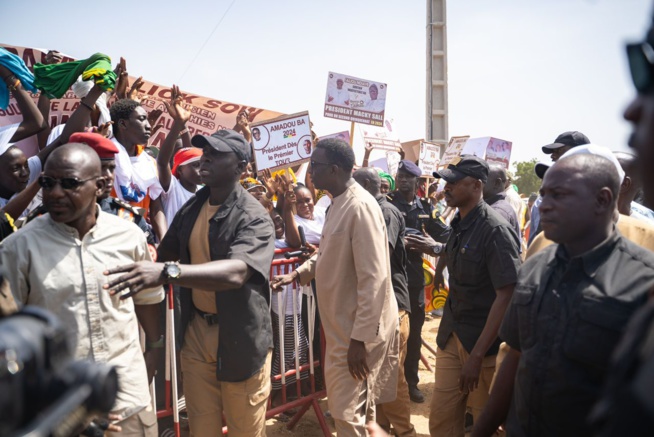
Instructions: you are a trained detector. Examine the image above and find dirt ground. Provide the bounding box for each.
[265,313,444,437]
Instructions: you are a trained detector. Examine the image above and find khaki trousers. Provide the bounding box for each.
[376,310,416,437]
[106,404,158,437]
[333,382,374,437]
[428,334,496,437]
[181,316,272,437]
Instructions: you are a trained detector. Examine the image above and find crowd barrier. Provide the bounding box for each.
[154,248,330,437]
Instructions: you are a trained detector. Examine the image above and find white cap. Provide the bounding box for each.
[559,144,625,183]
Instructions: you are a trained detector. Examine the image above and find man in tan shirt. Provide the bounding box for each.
[273,138,399,436]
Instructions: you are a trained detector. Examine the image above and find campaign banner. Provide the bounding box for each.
[439,135,470,168]
[320,130,350,144]
[485,137,513,169]
[0,44,282,156]
[359,119,401,152]
[418,141,442,176]
[251,111,312,173]
[324,71,387,127]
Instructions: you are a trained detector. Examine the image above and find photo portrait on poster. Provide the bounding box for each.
[251,111,312,173]
[324,71,387,127]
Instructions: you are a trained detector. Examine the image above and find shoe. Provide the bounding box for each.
[430,308,444,317]
[409,385,425,403]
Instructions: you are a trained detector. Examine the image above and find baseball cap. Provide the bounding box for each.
[535,162,550,179]
[433,155,489,184]
[397,160,422,177]
[559,144,625,182]
[192,129,251,161]
[69,132,118,160]
[542,131,590,154]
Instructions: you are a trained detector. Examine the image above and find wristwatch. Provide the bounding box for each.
[162,261,181,284]
[432,243,444,255]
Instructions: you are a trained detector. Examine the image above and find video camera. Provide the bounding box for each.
[0,306,118,437]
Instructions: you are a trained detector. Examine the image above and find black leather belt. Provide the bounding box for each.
[195,308,219,326]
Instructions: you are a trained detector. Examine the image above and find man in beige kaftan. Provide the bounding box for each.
[273,138,399,436]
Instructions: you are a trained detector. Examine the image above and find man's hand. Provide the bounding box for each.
[90,121,114,138]
[271,272,297,291]
[163,85,190,126]
[43,50,63,65]
[143,349,160,383]
[405,233,439,255]
[127,76,145,101]
[103,261,164,299]
[347,339,369,380]
[113,57,128,99]
[459,354,483,393]
[299,243,317,261]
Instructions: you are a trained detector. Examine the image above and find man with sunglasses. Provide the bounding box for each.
[0,142,164,436]
[102,129,275,437]
[587,24,654,437]
[272,138,399,436]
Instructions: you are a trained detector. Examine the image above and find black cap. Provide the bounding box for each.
[191,129,251,161]
[433,155,489,184]
[542,131,590,154]
[397,160,422,177]
[534,162,550,179]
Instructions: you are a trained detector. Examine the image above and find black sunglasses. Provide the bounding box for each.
[38,175,98,190]
[627,41,654,93]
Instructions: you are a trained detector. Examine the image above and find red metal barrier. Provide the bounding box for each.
[156,248,330,436]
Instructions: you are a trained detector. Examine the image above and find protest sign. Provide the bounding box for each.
[0,44,282,157]
[359,119,401,152]
[251,111,312,173]
[320,130,350,144]
[485,137,513,169]
[369,157,389,173]
[386,151,401,177]
[439,135,470,168]
[418,141,442,176]
[324,71,387,127]
[461,137,489,158]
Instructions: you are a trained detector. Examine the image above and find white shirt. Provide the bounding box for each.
[0,207,165,416]
[161,176,197,226]
[294,206,326,245]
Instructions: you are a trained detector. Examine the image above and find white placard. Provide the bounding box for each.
[324,71,387,127]
[418,141,442,176]
[251,111,312,173]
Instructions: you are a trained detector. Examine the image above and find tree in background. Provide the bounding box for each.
[512,158,541,196]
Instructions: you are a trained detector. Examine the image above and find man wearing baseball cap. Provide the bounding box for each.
[388,159,451,403]
[428,155,521,436]
[103,129,275,437]
[528,131,591,245]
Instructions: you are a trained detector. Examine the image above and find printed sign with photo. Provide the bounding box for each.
[418,141,442,176]
[485,137,513,169]
[439,135,470,168]
[251,111,312,173]
[359,119,401,152]
[324,71,387,127]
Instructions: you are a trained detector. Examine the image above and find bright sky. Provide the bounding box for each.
[2,0,651,167]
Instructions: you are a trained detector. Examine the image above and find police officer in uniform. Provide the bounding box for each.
[388,159,450,403]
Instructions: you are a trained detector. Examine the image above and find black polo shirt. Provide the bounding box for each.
[437,200,520,356]
[376,194,411,313]
[485,192,520,239]
[158,185,275,382]
[500,230,654,437]
[388,192,451,294]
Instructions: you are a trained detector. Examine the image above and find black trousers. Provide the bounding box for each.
[404,289,425,388]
